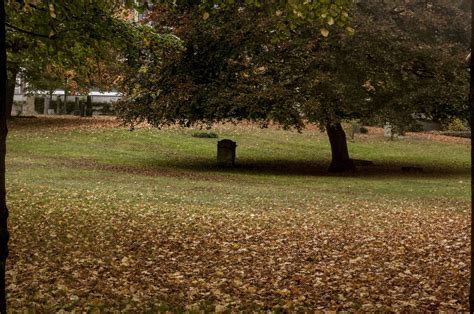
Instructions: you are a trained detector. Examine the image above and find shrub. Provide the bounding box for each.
[445,118,468,132]
[191,131,218,138]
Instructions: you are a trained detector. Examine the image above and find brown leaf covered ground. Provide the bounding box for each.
[4,117,471,312]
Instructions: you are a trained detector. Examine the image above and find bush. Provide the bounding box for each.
[360,126,369,134]
[191,131,218,138]
[445,118,468,132]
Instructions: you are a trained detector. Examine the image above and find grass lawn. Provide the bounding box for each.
[5,116,470,312]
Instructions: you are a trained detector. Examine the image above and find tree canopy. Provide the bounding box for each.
[5,0,183,113]
[116,0,469,132]
[0,1,356,310]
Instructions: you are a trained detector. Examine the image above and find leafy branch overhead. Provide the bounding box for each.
[116,0,468,131]
[196,0,354,37]
[5,0,183,97]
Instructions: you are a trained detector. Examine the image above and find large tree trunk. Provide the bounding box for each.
[0,2,9,312]
[326,122,355,173]
[469,0,473,310]
[5,65,18,118]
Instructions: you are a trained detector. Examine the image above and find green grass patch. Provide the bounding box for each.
[7,118,470,203]
[4,117,471,312]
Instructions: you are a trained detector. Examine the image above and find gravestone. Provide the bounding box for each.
[383,123,392,138]
[217,139,237,167]
[351,124,361,139]
[23,96,36,115]
[384,123,399,139]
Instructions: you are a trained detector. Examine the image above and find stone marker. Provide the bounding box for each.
[351,124,361,139]
[384,123,399,140]
[383,123,392,138]
[23,96,35,115]
[217,139,237,167]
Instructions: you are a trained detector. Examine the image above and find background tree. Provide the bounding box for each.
[0,1,184,311]
[116,0,469,172]
[5,1,143,116]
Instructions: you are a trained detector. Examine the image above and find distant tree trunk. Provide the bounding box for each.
[0,2,9,312]
[73,97,80,115]
[326,122,355,173]
[5,65,18,118]
[63,79,68,115]
[57,97,62,115]
[86,95,92,117]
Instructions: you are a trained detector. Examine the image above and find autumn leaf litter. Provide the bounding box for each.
[5,117,471,311]
[6,186,469,312]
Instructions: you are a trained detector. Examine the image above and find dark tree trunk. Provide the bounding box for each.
[5,65,18,118]
[0,2,9,312]
[326,122,355,173]
[63,79,68,115]
[86,95,92,117]
[469,0,473,311]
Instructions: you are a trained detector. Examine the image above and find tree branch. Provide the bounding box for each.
[5,22,53,39]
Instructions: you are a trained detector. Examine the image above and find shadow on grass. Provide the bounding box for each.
[28,154,469,180]
[145,158,470,179]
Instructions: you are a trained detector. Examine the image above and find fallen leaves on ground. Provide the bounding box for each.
[6,186,469,312]
[5,116,470,311]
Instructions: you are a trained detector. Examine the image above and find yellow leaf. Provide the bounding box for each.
[327,17,335,26]
[203,12,210,20]
[49,3,56,18]
[346,27,355,35]
[215,304,227,313]
[320,28,329,37]
[233,278,243,286]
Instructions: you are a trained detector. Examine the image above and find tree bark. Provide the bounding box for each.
[326,122,355,173]
[0,2,9,312]
[63,79,68,115]
[469,0,473,310]
[86,95,92,117]
[5,65,18,118]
